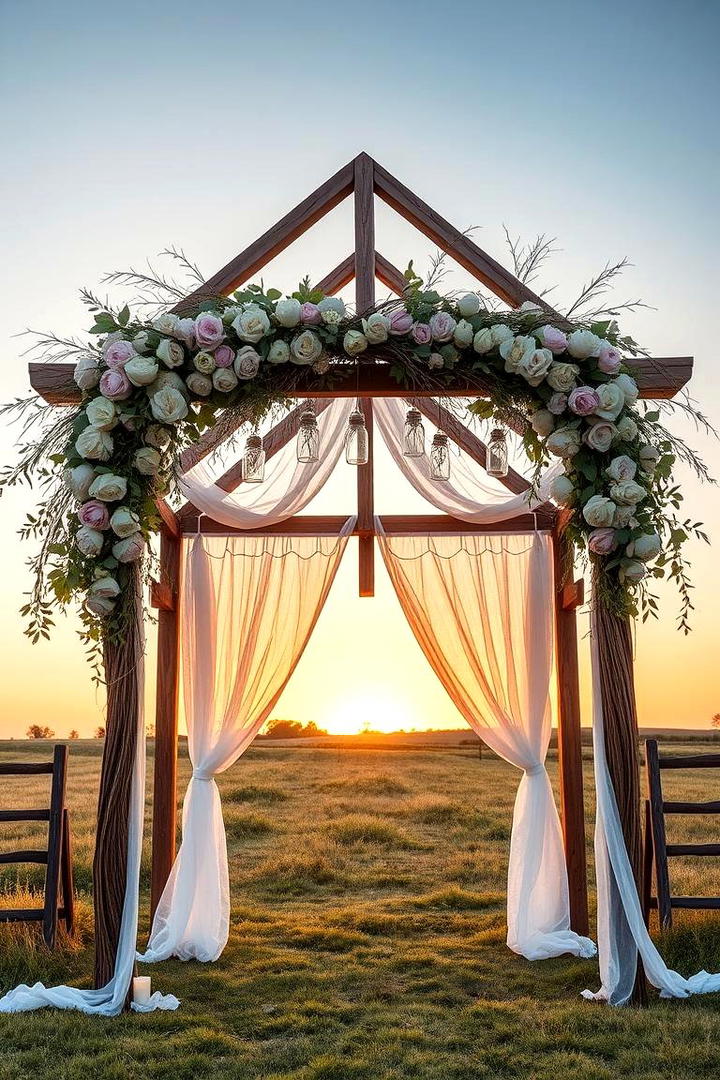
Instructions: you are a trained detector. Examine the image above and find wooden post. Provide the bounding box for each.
[551,525,589,937]
[354,152,375,597]
[150,527,182,916]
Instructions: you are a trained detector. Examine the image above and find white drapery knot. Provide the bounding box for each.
[191,771,214,783]
[524,763,546,778]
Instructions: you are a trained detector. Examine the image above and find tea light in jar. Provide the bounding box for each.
[133,975,152,1006]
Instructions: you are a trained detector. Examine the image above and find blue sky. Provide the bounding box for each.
[0,0,718,735]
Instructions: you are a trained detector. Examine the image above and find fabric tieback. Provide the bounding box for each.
[524,763,546,778]
[191,771,214,783]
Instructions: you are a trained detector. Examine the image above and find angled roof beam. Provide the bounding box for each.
[172,159,356,315]
[373,160,563,318]
[313,250,407,299]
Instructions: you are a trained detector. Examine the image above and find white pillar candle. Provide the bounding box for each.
[132,975,152,1006]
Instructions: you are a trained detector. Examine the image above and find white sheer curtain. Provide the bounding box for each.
[374,397,559,523]
[141,523,352,964]
[584,613,720,1003]
[378,528,595,961]
[180,397,353,530]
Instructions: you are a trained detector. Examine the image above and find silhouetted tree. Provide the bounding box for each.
[68,729,80,740]
[712,713,720,729]
[262,718,327,739]
[26,724,54,739]
[95,726,106,739]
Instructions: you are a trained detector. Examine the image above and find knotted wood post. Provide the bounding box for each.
[93,562,143,998]
[592,568,647,1005]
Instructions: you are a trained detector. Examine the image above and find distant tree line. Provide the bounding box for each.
[259,718,327,739]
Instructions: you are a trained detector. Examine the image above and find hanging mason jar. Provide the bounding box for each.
[403,407,425,458]
[345,408,369,465]
[486,428,509,478]
[242,433,265,483]
[297,407,320,463]
[429,432,450,481]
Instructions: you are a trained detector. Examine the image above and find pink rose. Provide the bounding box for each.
[78,500,110,530]
[411,322,432,345]
[537,326,567,354]
[194,312,224,350]
[428,311,457,342]
[547,392,568,416]
[568,386,600,416]
[213,344,235,368]
[597,343,622,375]
[99,369,132,401]
[103,340,135,369]
[388,308,414,336]
[300,303,322,325]
[588,527,618,555]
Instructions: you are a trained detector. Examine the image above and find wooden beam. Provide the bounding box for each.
[314,255,355,296]
[180,512,555,536]
[551,525,589,936]
[31,356,694,407]
[179,406,252,474]
[375,252,407,296]
[561,578,585,611]
[150,577,174,611]
[154,497,180,539]
[182,513,354,536]
[151,527,182,917]
[355,153,376,597]
[171,159,355,314]
[373,161,561,314]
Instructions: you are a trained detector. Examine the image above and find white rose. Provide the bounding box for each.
[519,300,542,313]
[85,396,117,431]
[65,463,96,501]
[343,330,368,356]
[546,427,581,458]
[144,424,171,449]
[428,352,445,370]
[530,409,555,436]
[222,304,242,326]
[490,324,513,346]
[186,372,212,396]
[173,317,196,347]
[583,420,616,452]
[362,313,390,344]
[517,347,553,386]
[232,308,270,343]
[583,495,617,528]
[152,313,179,336]
[212,367,238,393]
[322,309,342,327]
[457,293,481,318]
[610,479,647,506]
[567,329,601,359]
[473,328,494,354]
[74,354,100,390]
[453,320,475,348]
[605,455,637,483]
[615,415,638,442]
[594,382,625,421]
[499,335,535,374]
[234,345,261,380]
[89,473,127,502]
[550,474,575,507]
[110,506,141,537]
[134,447,161,475]
[267,340,290,364]
[546,362,580,393]
[317,296,346,317]
[75,427,113,461]
[150,386,189,423]
[291,330,323,365]
[612,504,636,528]
[274,298,302,327]
[156,338,185,369]
[193,351,216,375]
[639,444,660,472]
[76,524,105,557]
[148,370,187,397]
[125,356,159,387]
[132,331,151,354]
[86,593,115,616]
[112,535,145,563]
[613,373,639,406]
[620,558,646,584]
[628,532,662,562]
[90,574,120,599]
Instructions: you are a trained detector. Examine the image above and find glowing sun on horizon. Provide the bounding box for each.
[321,691,417,736]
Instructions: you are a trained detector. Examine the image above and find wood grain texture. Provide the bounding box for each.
[180,512,554,536]
[31,356,694,406]
[354,154,376,597]
[551,529,589,936]
[314,255,356,296]
[374,252,407,296]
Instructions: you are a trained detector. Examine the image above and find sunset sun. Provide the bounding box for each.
[321,691,417,736]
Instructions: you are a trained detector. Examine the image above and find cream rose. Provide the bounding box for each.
[499,335,535,374]
[546,427,581,458]
[639,444,661,472]
[612,504,636,528]
[456,293,481,318]
[234,346,261,380]
[583,495,617,528]
[610,479,647,506]
[274,298,302,328]
[267,340,290,364]
[594,382,625,421]
[546,362,580,393]
[567,329,601,359]
[212,367,238,393]
[85,396,117,431]
[318,296,346,318]
[75,427,113,461]
[150,386,189,423]
[134,447,161,476]
[74,354,100,390]
[88,575,120,603]
[473,328,494,354]
[125,356,159,386]
[65,463,96,501]
[343,330,368,356]
[530,409,555,436]
[186,372,212,396]
[173,317,196,348]
[453,319,474,348]
[550,474,575,507]
[144,424,171,449]
[615,415,638,442]
[620,559,646,584]
[606,455,637,483]
[629,532,662,562]
[291,330,323,365]
[112,535,145,563]
[517,347,553,386]
[156,338,185,369]
[193,351,216,375]
[583,420,616,452]
[89,473,127,502]
[490,324,513,346]
[110,506,140,537]
[613,373,639,406]
[152,313,179,336]
[232,308,270,343]
[362,313,390,344]
[132,331,151,354]
[76,525,105,557]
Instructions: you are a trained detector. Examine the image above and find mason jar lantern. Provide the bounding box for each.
[429,432,450,481]
[242,433,266,483]
[486,427,509,478]
[403,407,425,458]
[345,408,369,466]
[297,407,320,463]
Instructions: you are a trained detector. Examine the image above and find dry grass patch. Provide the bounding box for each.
[225,812,275,840]
[406,795,470,826]
[412,885,504,911]
[224,783,289,804]
[248,849,349,895]
[326,814,416,849]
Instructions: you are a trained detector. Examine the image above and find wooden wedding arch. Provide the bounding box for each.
[29,153,692,989]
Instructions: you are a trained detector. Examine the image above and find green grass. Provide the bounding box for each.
[1,738,720,1079]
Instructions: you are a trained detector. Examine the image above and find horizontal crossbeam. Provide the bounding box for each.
[179,511,555,536]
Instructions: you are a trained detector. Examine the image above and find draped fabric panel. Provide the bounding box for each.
[584,614,720,1003]
[374,397,559,523]
[180,397,353,530]
[141,523,353,964]
[377,529,595,961]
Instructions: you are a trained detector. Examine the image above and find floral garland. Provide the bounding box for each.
[6,270,707,647]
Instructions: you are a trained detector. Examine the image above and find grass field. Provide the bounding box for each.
[2,738,720,1080]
